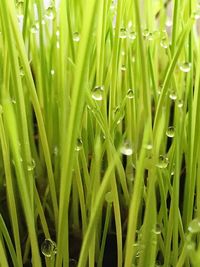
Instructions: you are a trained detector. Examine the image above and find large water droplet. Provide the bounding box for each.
[45,6,56,20]
[120,140,133,156]
[126,89,134,99]
[156,155,169,169]
[119,28,127,39]
[27,158,36,171]
[41,239,57,257]
[91,86,104,101]
[73,32,80,42]
[166,126,175,138]
[75,138,83,151]
[188,218,200,233]
[179,62,192,73]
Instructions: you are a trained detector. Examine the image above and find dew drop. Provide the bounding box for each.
[156,155,169,169]
[192,9,200,20]
[50,69,55,76]
[19,66,25,76]
[126,89,134,99]
[160,37,169,49]
[105,191,113,203]
[91,86,104,101]
[179,62,192,73]
[188,218,200,233]
[41,239,57,258]
[16,0,24,13]
[119,28,127,39]
[142,29,149,37]
[30,22,39,33]
[166,126,175,138]
[144,143,153,150]
[128,31,137,40]
[27,158,36,171]
[45,6,56,20]
[152,224,161,235]
[147,32,154,41]
[120,140,133,156]
[121,64,126,71]
[73,32,80,42]
[169,90,177,101]
[75,138,83,151]
[177,99,184,108]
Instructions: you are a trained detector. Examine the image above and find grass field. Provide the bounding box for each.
[0,0,200,266]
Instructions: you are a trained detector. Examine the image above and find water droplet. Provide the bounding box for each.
[56,41,60,49]
[120,140,133,156]
[126,89,134,99]
[105,191,113,203]
[19,66,24,76]
[27,158,36,171]
[144,143,153,150]
[11,99,16,104]
[41,239,57,258]
[160,37,169,49]
[142,29,149,37]
[177,99,184,108]
[126,163,135,182]
[188,218,200,233]
[119,28,127,39]
[165,18,173,27]
[156,155,169,169]
[152,224,161,235]
[121,64,126,71]
[147,32,154,41]
[30,22,39,33]
[73,32,80,42]
[91,86,104,101]
[128,31,137,40]
[0,105,3,114]
[110,0,117,11]
[50,69,55,76]
[16,0,24,13]
[192,9,200,20]
[179,62,192,73]
[45,6,56,20]
[75,138,83,151]
[166,126,175,138]
[169,90,177,101]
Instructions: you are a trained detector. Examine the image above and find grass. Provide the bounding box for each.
[0,0,200,266]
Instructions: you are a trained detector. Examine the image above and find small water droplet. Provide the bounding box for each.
[45,6,56,20]
[121,64,126,71]
[75,138,83,151]
[16,0,24,13]
[119,28,127,39]
[41,239,57,258]
[27,158,36,171]
[128,31,137,40]
[91,86,104,101]
[156,155,169,169]
[120,140,133,156]
[165,18,173,27]
[160,37,169,49]
[166,126,175,138]
[50,69,55,76]
[53,146,58,156]
[110,0,117,11]
[192,9,200,20]
[188,218,200,233]
[142,29,149,37]
[152,224,161,235]
[179,62,192,73]
[147,32,154,41]
[105,191,113,203]
[169,90,177,101]
[127,89,134,99]
[30,22,39,33]
[145,143,153,150]
[177,99,184,108]
[73,32,80,42]
[19,66,24,76]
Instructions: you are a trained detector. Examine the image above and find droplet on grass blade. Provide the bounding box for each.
[169,90,177,101]
[128,31,137,40]
[91,86,104,101]
[41,239,57,258]
[75,138,83,151]
[192,9,200,20]
[166,126,175,138]
[152,224,161,235]
[30,22,39,34]
[119,28,127,39]
[105,191,113,203]
[156,155,169,169]
[126,89,134,99]
[121,64,126,71]
[73,32,80,42]
[19,66,25,77]
[160,37,169,49]
[50,69,55,76]
[27,158,36,171]
[179,62,192,73]
[188,218,200,233]
[45,6,56,20]
[120,140,133,156]
[142,29,149,37]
